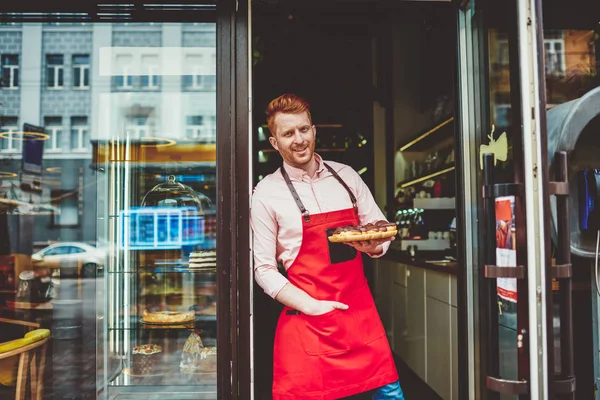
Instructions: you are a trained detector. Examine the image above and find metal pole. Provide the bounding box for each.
[483,153,500,400]
[556,151,574,400]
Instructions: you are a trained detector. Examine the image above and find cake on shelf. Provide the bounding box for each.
[131,344,162,375]
[142,309,195,324]
[189,250,217,270]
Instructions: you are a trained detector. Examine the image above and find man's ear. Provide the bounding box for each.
[269,136,278,151]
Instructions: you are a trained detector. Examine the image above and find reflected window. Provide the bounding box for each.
[71,116,89,151]
[494,104,512,129]
[73,54,90,89]
[46,54,64,89]
[141,55,159,89]
[65,246,85,254]
[185,115,216,141]
[44,117,63,152]
[496,36,509,66]
[1,54,19,89]
[544,31,565,75]
[51,189,79,227]
[126,116,150,139]
[115,54,133,89]
[183,54,216,91]
[0,117,20,153]
[44,246,70,256]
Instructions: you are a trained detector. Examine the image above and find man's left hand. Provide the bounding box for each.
[344,236,394,255]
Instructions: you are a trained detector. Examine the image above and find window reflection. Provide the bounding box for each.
[0,21,218,398]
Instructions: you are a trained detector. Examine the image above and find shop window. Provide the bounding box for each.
[185,115,216,142]
[46,55,64,89]
[115,54,133,89]
[70,116,89,151]
[0,117,20,153]
[72,54,90,89]
[141,55,160,89]
[44,117,63,152]
[1,54,19,89]
[51,189,79,227]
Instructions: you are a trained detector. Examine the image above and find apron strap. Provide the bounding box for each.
[323,163,359,215]
[280,162,360,222]
[280,166,311,222]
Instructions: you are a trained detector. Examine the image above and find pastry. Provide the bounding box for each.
[142,309,195,324]
[131,344,162,375]
[328,220,397,243]
[189,250,217,270]
[180,331,218,373]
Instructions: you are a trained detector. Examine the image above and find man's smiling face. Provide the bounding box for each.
[269,112,316,169]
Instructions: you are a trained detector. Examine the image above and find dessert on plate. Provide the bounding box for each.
[328,220,397,243]
[141,309,195,324]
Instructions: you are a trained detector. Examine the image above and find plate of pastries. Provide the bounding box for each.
[328,220,397,243]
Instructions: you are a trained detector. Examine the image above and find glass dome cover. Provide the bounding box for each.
[141,175,211,213]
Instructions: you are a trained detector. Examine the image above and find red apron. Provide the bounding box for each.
[272,164,398,400]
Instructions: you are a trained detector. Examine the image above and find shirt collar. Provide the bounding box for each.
[282,153,326,181]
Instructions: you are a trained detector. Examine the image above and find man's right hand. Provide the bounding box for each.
[275,283,349,316]
[304,300,349,316]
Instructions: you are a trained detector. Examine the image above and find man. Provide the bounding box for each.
[251,94,404,399]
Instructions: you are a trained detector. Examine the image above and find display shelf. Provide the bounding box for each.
[398,116,454,153]
[412,197,456,210]
[397,165,455,189]
[108,267,217,274]
[109,315,217,331]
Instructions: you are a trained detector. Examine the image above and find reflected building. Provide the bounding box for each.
[0,23,217,254]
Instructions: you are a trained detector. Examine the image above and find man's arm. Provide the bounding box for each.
[275,283,348,315]
[251,191,348,315]
[341,167,394,256]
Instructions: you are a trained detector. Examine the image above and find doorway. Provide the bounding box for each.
[250,2,458,399]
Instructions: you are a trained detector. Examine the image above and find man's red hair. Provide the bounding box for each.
[265,94,312,136]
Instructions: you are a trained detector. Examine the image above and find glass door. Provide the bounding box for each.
[456,0,572,398]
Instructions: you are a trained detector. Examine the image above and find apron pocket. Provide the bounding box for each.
[325,227,358,264]
[300,309,353,355]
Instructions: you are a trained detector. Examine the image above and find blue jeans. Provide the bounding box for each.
[372,380,405,399]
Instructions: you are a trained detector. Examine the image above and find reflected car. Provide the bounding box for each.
[31,242,105,277]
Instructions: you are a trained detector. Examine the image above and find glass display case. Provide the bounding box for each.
[101,161,218,397]
[93,23,220,396]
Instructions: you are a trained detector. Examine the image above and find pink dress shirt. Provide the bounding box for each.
[250,154,390,298]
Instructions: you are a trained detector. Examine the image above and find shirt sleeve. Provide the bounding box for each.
[250,190,290,298]
[348,168,391,258]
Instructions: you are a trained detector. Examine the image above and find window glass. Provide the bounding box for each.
[73,54,90,88]
[1,54,19,88]
[45,246,70,256]
[0,18,218,399]
[46,54,64,88]
[0,117,20,152]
